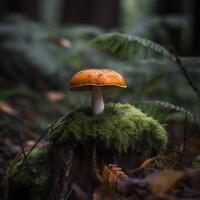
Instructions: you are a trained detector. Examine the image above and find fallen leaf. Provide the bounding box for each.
[130,155,173,174]
[184,138,200,164]
[145,170,185,194]
[45,91,64,102]
[102,164,128,187]
[0,100,17,115]
[72,184,87,200]
[20,111,40,120]
[93,186,124,200]
[56,37,71,48]
[25,140,36,148]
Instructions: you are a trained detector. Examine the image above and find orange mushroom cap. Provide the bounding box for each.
[68,68,127,91]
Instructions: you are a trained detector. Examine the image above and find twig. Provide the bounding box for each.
[26,127,49,157]
[15,127,49,173]
[173,52,200,100]
[178,112,188,162]
[171,112,188,169]
[64,187,73,200]
[16,131,31,172]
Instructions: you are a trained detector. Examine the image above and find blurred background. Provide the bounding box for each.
[0,0,200,176]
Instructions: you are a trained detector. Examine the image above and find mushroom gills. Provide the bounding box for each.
[91,86,104,115]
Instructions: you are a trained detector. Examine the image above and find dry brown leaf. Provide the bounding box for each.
[130,155,173,174]
[102,164,128,187]
[184,138,200,164]
[56,37,71,48]
[0,100,17,115]
[72,184,87,200]
[93,186,124,200]
[167,137,200,165]
[45,91,64,102]
[145,170,185,194]
[25,140,36,148]
[20,111,40,120]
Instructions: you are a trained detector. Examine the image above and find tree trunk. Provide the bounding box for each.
[193,0,200,55]
[62,0,119,28]
[48,143,73,200]
[155,0,182,14]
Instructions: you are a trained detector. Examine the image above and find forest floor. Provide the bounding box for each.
[0,86,200,200]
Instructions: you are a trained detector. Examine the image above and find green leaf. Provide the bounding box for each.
[135,100,200,124]
[92,32,175,60]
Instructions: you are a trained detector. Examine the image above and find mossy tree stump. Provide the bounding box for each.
[5,103,167,200]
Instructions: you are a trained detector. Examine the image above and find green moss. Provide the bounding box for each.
[5,103,168,199]
[5,145,51,200]
[48,103,167,153]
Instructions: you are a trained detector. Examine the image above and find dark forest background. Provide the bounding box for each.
[1,0,200,55]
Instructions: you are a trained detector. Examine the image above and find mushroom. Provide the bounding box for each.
[68,68,127,115]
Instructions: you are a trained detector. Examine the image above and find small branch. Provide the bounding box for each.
[11,130,36,179]
[178,112,188,162]
[171,113,188,169]
[16,131,33,174]
[64,187,73,200]
[26,127,49,157]
[174,53,200,100]
[18,127,49,170]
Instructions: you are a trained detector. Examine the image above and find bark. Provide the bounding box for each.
[48,143,73,200]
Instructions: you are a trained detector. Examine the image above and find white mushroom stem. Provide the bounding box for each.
[91,86,104,115]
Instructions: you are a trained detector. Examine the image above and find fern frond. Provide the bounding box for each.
[92,32,175,60]
[135,100,200,124]
[92,33,200,100]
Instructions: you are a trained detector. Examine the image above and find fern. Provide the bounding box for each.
[92,32,175,60]
[92,33,200,99]
[135,100,200,124]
